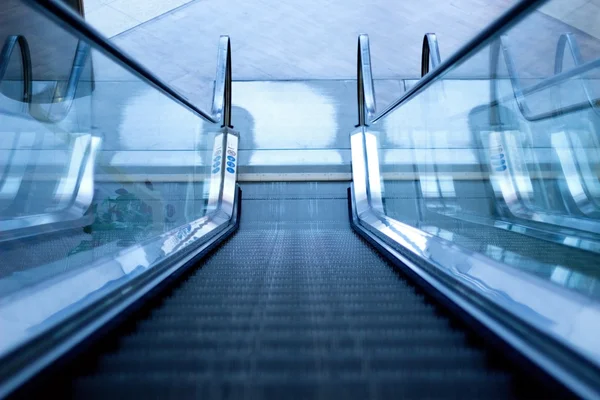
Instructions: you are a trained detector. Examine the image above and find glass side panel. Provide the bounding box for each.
[375,0,600,299]
[0,0,219,354]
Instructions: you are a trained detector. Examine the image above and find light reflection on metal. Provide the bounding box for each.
[220,130,239,218]
[417,129,459,213]
[440,209,600,255]
[483,129,600,235]
[364,130,384,213]
[49,135,91,209]
[485,45,600,238]
[488,130,534,213]
[360,37,600,251]
[421,33,441,77]
[350,120,600,398]
[552,131,600,218]
[0,128,240,363]
[0,135,101,242]
[1,36,90,123]
[550,33,600,219]
[356,34,376,127]
[350,129,370,217]
[371,0,547,124]
[490,35,600,122]
[0,35,32,104]
[416,35,459,214]
[0,3,240,395]
[211,36,232,128]
[24,0,219,123]
[0,133,36,208]
[0,211,226,356]
[555,33,600,118]
[28,41,90,123]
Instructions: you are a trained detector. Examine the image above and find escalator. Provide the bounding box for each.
[2,0,600,399]
[16,182,565,399]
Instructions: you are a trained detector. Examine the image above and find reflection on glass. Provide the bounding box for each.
[376,0,600,299]
[0,0,219,354]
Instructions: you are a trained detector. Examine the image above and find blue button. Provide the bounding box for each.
[212,168,220,174]
[226,167,235,173]
[227,161,235,168]
[490,153,504,160]
[213,162,220,168]
[495,165,507,172]
[227,155,235,162]
[214,155,221,161]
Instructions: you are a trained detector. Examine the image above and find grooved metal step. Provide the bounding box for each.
[28,183,566,399]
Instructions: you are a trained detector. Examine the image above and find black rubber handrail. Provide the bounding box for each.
[356,34,376,127]
[26,0,219,124]
[371,0,546,124]
[357,33,441,127]
[421,33,441,77]
[211,35,233,128]
[0,35,33,104]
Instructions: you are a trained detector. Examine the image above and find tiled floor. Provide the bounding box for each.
[83,0,194,38]
[540,0,600,39]
[83,0,518,83]
[80,0,600,116]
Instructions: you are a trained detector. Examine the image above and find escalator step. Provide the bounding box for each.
[36,189,566,399]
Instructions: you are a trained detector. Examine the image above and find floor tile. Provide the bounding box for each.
[112,26,191,81]
[539,0,589,20]
[82,0,108,14]
[106,0,521,82]
[108,0,193,25]
[85,4,140,38]
[563,2,600,39]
